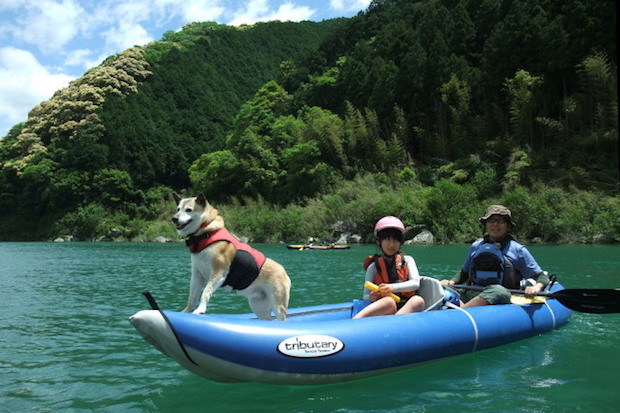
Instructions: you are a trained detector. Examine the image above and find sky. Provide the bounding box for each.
[0,0,372,139]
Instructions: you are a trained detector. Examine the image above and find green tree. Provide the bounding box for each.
[302,107,347,169]
[92,169,137,207]
[189,150,241,201]
[504,69,544,147]
[230,81,290,139]
[281,141,337,200]
[440,74,473,159]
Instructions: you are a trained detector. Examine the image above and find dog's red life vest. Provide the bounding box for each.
[186,228,266,290]
[363,253,415,298]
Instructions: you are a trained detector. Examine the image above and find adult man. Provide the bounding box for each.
[441,205,549,307]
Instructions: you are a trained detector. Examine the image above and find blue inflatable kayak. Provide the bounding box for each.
[129,277,572,385]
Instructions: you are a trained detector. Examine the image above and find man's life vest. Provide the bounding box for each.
[186,228,266,290]
[363,253,415,298]
[468,239,522,288]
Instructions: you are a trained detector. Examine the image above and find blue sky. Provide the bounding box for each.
[0,0,371,138]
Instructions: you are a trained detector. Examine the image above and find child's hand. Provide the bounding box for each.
[378,284,394,296]
[369,291,382,301]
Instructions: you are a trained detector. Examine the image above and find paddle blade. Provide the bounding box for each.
[552,289,620,314]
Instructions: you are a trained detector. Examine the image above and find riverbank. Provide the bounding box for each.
[4,176,619,245]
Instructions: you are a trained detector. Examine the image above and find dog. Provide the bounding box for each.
[171,193,291,321]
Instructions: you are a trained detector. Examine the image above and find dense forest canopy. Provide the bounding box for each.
[0,0,617,243]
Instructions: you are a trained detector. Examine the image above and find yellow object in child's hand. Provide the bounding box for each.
[364,281,401,303]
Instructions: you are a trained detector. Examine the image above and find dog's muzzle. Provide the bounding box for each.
[172,217,191,230]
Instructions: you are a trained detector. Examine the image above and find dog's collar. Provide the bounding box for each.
[186,232,210,251]
[184,221,214,252]
[186,220,212,238]
[185,227,228,253]
[186,221,211,238]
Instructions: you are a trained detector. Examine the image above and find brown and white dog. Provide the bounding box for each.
[172,193,291,320]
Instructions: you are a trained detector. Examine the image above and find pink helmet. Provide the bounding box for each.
[374,216,405,237]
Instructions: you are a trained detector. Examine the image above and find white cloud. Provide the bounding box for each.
[270,2,315,21]
[0,47,74,134]
[8,0,86,54]
[228,0,314,26]
[85,0,226,67]
[102,20,153,53]
[228,0,270,26]
[176,0,226,23]
[330,0,371,13]
[64,48,93,67]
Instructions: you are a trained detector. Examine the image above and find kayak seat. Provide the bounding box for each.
[418,276,445,311]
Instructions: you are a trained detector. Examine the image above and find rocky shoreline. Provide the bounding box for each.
[52,219,616,245]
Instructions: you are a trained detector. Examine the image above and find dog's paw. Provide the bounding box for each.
[192,307,206,315]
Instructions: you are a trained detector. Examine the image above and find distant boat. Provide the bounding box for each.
[286,244,351,250]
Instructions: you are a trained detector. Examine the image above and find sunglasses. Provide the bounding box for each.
[486,217,509,224]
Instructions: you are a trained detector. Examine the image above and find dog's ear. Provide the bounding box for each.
[196,193,208,207]
[173,192,182,204]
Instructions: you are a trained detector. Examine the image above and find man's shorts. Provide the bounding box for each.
[453,284,511,305]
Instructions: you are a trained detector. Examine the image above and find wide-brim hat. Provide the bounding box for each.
[479,205,516,226]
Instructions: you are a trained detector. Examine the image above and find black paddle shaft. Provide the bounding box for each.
[454,285,620,314]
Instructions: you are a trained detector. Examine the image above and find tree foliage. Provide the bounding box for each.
[0,0,617,242]
[0,21,336,239]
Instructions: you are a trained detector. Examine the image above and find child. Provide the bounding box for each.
[353,216,425,318]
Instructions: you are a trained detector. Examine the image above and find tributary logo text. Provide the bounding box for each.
[277,335,344,358]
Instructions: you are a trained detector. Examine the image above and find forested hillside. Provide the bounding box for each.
[0,0,617,243]
[0,20,340,239]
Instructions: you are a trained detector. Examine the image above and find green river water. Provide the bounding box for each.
[1,242,618,412]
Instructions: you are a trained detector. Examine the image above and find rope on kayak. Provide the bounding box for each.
[141,290,198,366]
[142,289,160,310]
[543,300,557,329]
[445,302,480,352]
[543,276,557,329]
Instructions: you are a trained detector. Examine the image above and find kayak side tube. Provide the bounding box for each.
[129,284,572,385]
